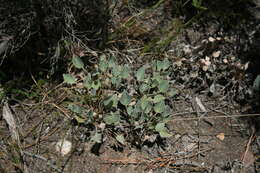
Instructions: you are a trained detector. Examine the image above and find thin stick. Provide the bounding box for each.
[170,113,260,121]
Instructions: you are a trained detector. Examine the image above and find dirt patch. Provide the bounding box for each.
[0,94,257,173]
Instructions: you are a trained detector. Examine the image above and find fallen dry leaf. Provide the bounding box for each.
[216,133,225,141]
[2,102,19,141]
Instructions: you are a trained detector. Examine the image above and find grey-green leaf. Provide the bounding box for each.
[108,57,116,68]
[140,95,149,110]
[162,105,172,117]
[121,64,130,79]
[153,94,165,103]
[155,122,172,138]
[103,95,118,108]
[68,104,83,114]
[83,74,92,89]
[158,80,169,93]
[152,72,162,82]
[159,130,172,138]
[103,112,120,125]
[116,134,125,145]
[167,88,178,97]
[91,133,102,143]
[72,55,84,69]
[139,83,150,93]
[136,66,146,81]
[127,106,134,115]
[63,74,76,84]
[112,65,122,77]
[162,59,170,70]
[156,60,164,71]
[111,76,121,87]
[144,102,153,114]
[154,101,166,113]
[91,80,101,90]
[155,122,166,132]
[156,59,170,71]
[103,95,113,106]
[99,58,108,72]
[119,91,131,106]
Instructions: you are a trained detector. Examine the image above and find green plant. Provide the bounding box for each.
[63,53,178,145]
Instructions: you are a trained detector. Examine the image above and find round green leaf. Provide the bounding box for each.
[159,130,172,138]
[139,83,150,93]
[152,72,162,82]
[162,105,172,117]
[108,57,116,68]
[63,74,76,84]
[91,80,101,90]
[103,112,120,125]
[154,101,166,113]
[103,95,118,108]
[136,66,146,81]
[99,58,108,72]
[111,76,121,87]
[161,59,170,70]
[155,122,166,132]
[153,94,165,103]
[158,80,169,93]
[68,104,83,114]
[112,65,122,77]
[83,74,92,89]
[144,102,153,114]
[91,133,102,143]
[119,90,131,106]
[155,122,172,138]
[156,60,164,71]
[127,106,134,115]
[103,95,113,106]
[156,59,170,71]
[167,88,178,97]
[140,95,149,110]
[121,64,130,79]
[72,55,84,69]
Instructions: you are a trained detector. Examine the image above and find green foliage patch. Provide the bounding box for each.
[63,54,179,146]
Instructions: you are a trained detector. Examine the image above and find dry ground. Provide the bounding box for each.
[1,1,260,173]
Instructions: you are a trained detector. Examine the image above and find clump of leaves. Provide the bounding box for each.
[63,53,178,146]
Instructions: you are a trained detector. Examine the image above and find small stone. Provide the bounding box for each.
[216,37,222,40]
[183,45,192,54]
[56,139,72,156]
[216,133,225,141]
[212,51,221,58]
[244,62,250,70]
[223,59,228,64]
[208,37,216,42]
[98,122,106,130]
[230,56,236,61]
[202,65,209,71]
